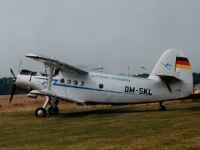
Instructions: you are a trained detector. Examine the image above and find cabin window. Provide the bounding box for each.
[81,81,84,86]
[39,66,59,77]
[39,66,49,77]
[99,84,104,89]
[73,80,78,85]
[60,79,65,84]
[67,79,71,84]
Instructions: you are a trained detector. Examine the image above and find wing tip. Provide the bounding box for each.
[26,53,39,58]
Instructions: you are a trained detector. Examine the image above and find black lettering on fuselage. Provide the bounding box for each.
[125,86,129,93]
[125,86,152,95]
[148,89,152,95]
[139,88,143,94]
[139,88,152,95]
[129,87,135,93]
[125,86,135,94]
[143,88,148,95]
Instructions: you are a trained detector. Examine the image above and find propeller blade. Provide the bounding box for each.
[10,84,16,103]
[10,68,16,80]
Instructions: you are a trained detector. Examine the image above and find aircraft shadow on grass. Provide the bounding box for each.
[55,105,200,118]
[57,107,153,118]
[188,106,200,111]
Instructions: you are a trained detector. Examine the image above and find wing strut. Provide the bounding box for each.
[47,67,54,92]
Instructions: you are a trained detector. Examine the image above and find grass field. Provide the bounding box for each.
[0,96,200,150]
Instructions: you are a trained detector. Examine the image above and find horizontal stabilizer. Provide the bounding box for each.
[158,74,181,81]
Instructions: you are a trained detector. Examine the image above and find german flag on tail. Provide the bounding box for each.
[176,57,191,70]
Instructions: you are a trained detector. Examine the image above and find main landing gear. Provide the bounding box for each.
[48,100,59,115]
[159,101,166,111]
[35,96,59,117]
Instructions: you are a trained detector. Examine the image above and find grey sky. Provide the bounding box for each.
[0,0,200,77]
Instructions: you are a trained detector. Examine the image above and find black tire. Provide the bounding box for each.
[35,107,46,117]
[48,106,59,115]
[159,106,166,111]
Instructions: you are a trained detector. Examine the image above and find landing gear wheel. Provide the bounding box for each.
[159,102,166,111]
[48,106,59,115]
[35,107,46,117]
[159,105,166,111]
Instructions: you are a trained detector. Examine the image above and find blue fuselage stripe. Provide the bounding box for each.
[35,77,123,94]
[54,83,123,94]
[35,77,140,95]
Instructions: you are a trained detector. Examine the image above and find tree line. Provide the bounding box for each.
[0,73,200,95]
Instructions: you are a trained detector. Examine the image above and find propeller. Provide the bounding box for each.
[9,68,17,103]
[10,68,16,80]
[9,59,23,103]
[10,83,16,103]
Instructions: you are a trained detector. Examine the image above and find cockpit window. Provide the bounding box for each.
[31,72,37,76]
[20,70,31,75]
[54,69,60,76]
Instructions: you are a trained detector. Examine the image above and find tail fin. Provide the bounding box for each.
[150,49,193,98]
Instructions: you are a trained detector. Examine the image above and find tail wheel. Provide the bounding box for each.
[35,107,46,117]
[48,106,59,115]
[159,102,166,111]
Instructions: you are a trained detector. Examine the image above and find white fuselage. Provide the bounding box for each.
[16,70,184,104]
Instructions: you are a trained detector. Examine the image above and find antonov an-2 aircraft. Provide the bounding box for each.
[10,49,193,117]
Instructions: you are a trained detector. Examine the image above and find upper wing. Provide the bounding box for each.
[26,53,88,74]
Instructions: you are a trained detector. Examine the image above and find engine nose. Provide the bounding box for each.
[15,69,36,90]
[15,74,32,90]
[9,69,39,103]
[16,69,44,91]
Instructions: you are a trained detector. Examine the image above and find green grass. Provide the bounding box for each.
[0,102,200,150]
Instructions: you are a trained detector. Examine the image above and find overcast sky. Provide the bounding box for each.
[0,0,200,77]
